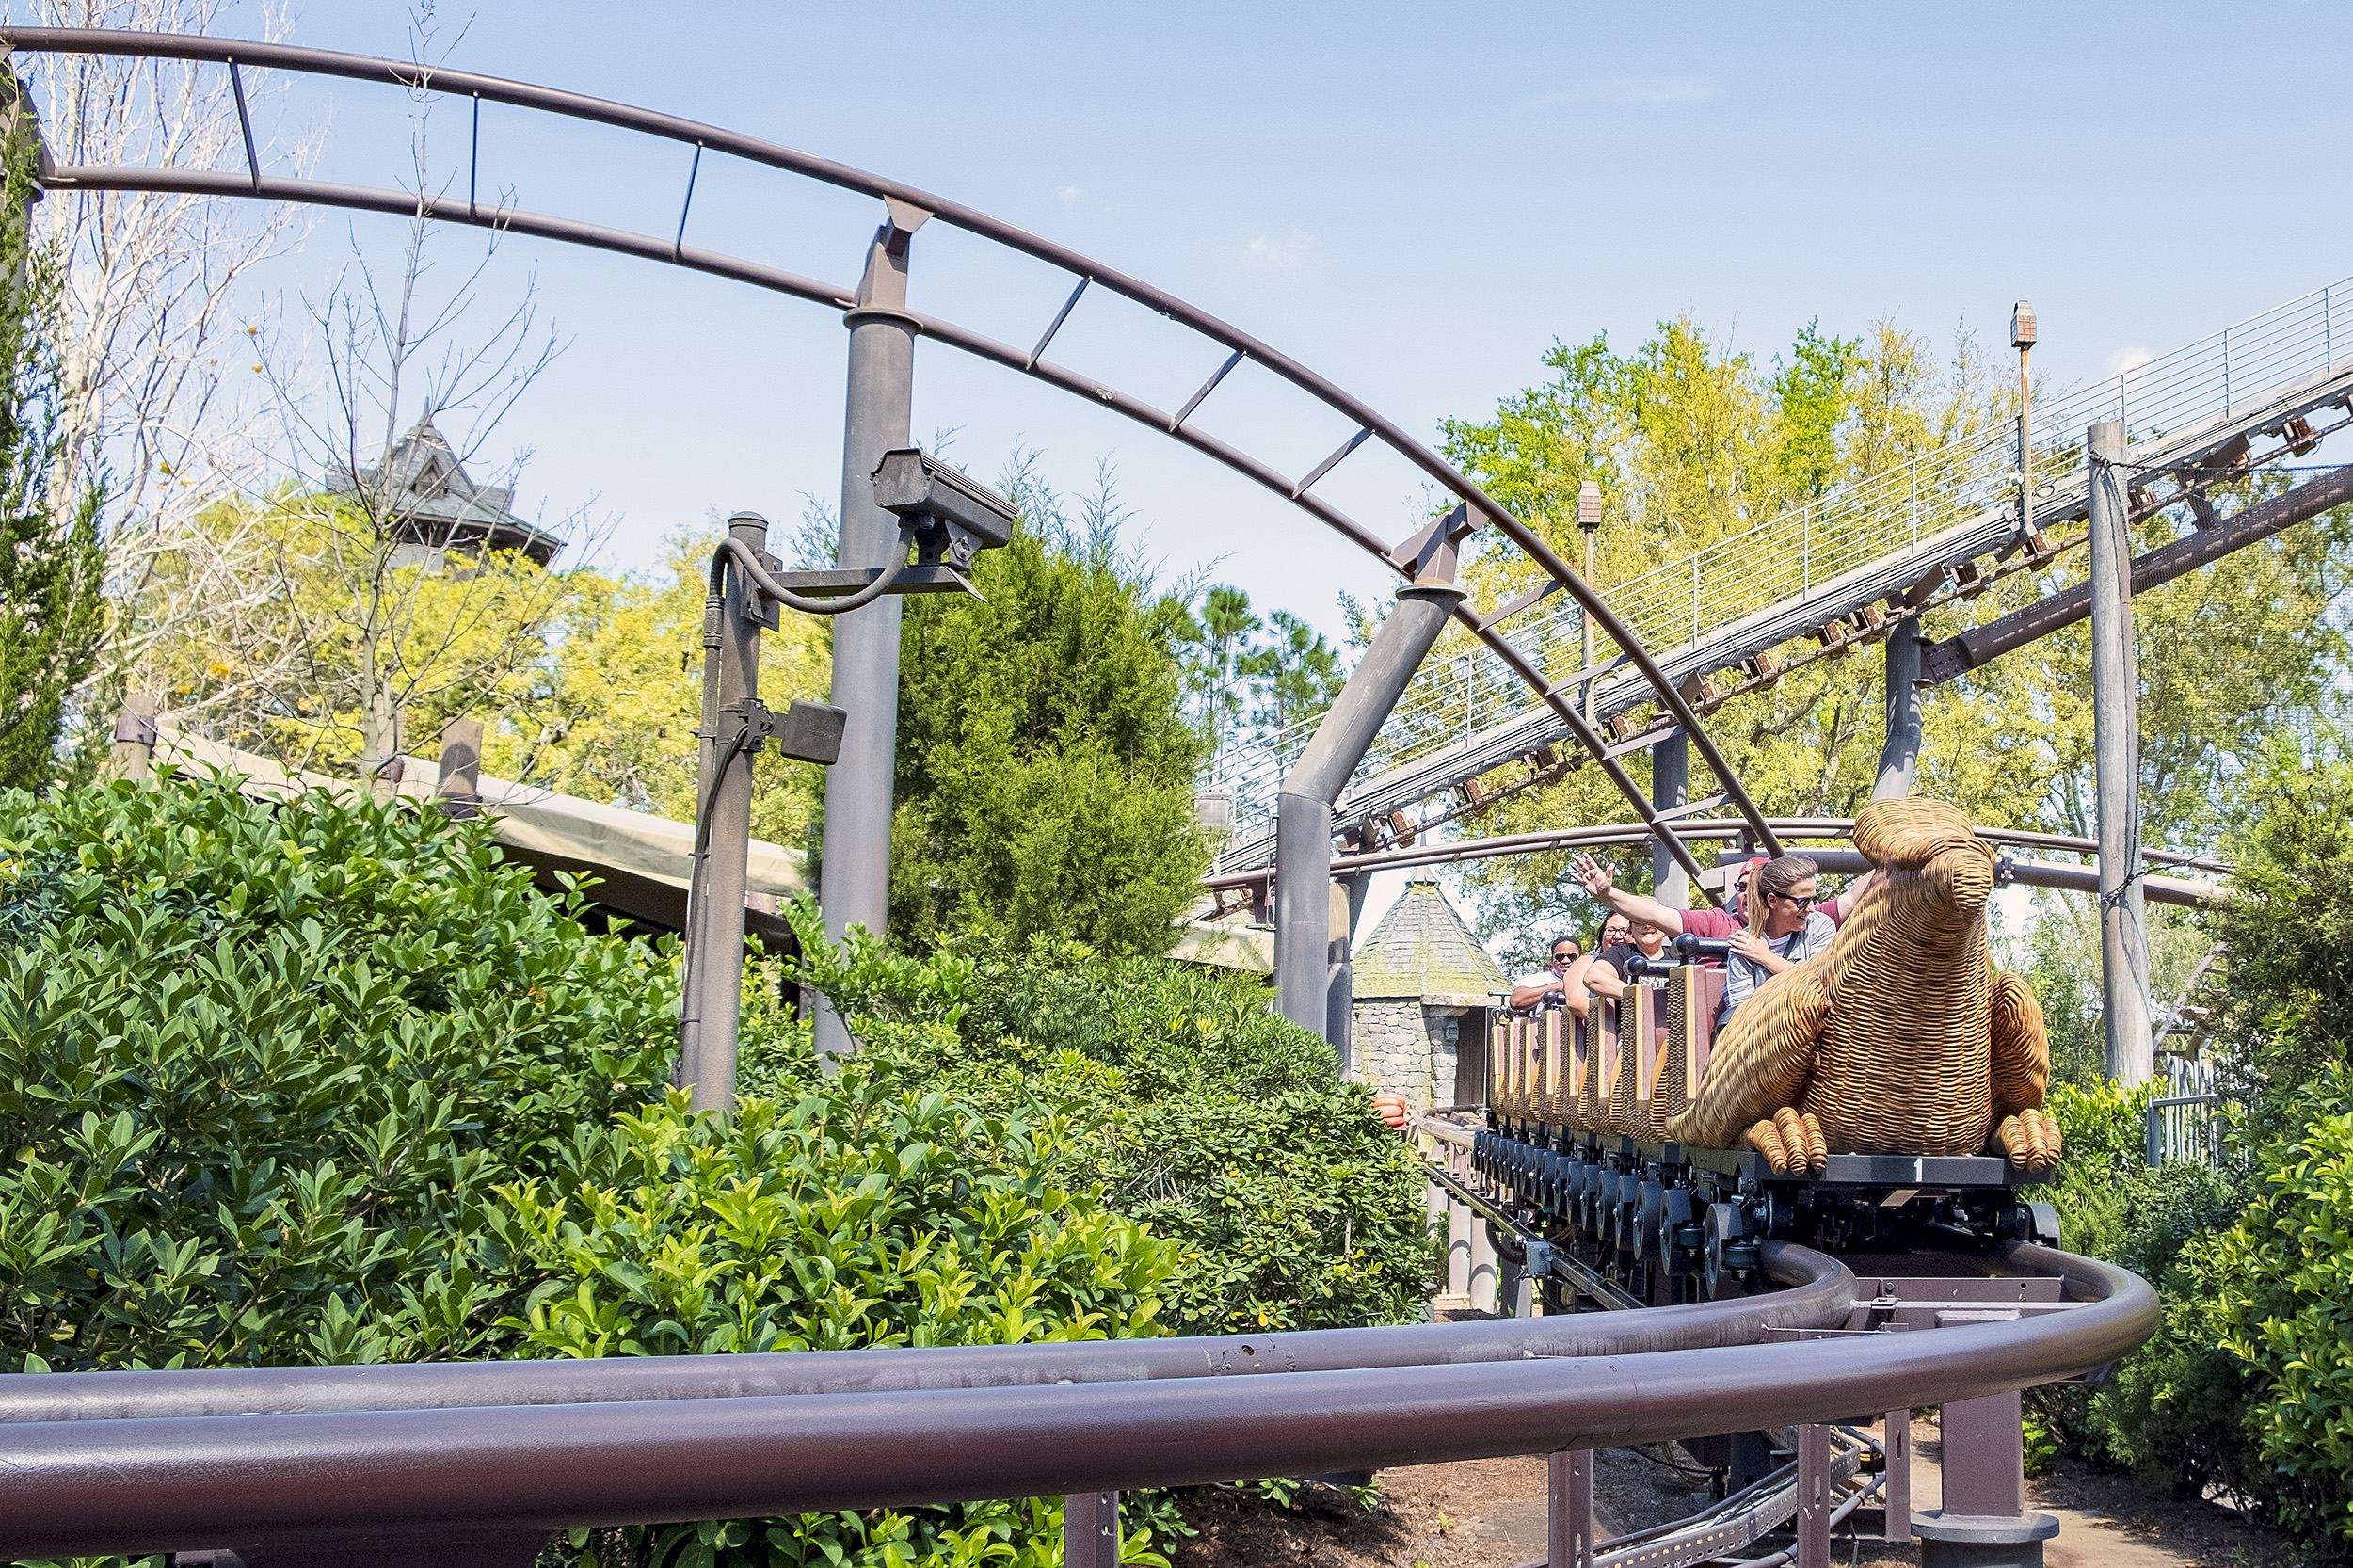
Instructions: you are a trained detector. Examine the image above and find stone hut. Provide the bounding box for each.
[1350,879,1509,1110]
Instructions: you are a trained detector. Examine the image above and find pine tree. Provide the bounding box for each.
[0,70,103,790]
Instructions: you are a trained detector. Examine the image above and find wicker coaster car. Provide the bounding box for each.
[1661,797,2062,1175]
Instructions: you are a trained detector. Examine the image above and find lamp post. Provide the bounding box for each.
[677,449,1016,1110]
[2011,302,2037,541]
[1577,480,1601,726]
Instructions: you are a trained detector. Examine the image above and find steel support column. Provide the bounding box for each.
[1548,1449,1594,1568]
[1446,1192,1473,1300]
[1468,1216,1497,1311]
[1883,1408,1912,1543]
[110,693,158,783]
[1873,614,1922,799]
[1327,873,1369,1073]
[1063,1490,1119,1568]
[815,206,924,1064]
[1276,583,1465,1048]
[2087,420,2153,1085]
[1651,729,1689,908]
[1913,1390,2057,1568]
[1796,1423,1832,1568]
[679,512,769,1112]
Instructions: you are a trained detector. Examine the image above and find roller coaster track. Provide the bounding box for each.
[0,1230,2153,1563]
[0,24,1804,888]
[1209,276,2353,873]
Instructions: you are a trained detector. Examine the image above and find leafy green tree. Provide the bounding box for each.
[1179,583,1259,760]
[1769,320,1863,503]
[888,476,1209,955]
[2209,745,2353,1140]
[1433,312,2350,955]
[1238,607,1345,737]
[0,71,103,790]
[0,776,680,1374]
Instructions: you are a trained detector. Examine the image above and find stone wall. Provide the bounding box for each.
[1351,1000,1474,1108]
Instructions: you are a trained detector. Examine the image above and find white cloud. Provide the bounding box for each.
[1243,229,1314,271]
[1593,73,1721,107]
[1055,184,1084,206]
[2112,346,2154,375]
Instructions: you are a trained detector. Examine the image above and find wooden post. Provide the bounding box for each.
[435,717,484,804]
[111,694,159,783]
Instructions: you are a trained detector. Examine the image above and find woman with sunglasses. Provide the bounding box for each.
[1720,856,1836,1021]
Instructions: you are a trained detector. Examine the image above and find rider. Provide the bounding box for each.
[1567,849,1873,943]
[1507,934,1593,1018]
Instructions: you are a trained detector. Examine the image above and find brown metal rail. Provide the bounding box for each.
[0,1243,1849,1424]
[0,25,1780,884]
[0,1244,2152,1561]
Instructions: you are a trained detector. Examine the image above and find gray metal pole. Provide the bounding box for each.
[2088,419,2153,1085]
[1872,615,1922,800]
[1276,584,1466,1043]
[1327,873,1369,1074]
[679,512,768,1112]
[815,204,925,1064]
[1650,730,1689,909]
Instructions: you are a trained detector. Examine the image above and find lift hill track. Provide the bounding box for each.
[1211,277,2353,874]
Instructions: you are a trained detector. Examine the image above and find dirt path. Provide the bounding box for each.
[1162,1415,2294,1568]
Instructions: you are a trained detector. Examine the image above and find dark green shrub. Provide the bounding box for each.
[0,776,678,1372]
[767,910,1437,1336]
[2205,1072,2353,1547]
[0,778,1185,1568]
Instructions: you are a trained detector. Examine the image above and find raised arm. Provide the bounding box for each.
[1507,975,1560,1010]
[1832,869,1880,923]
[1569,852,1690,936]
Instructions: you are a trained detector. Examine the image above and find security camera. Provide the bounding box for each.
[871,448,1017,570]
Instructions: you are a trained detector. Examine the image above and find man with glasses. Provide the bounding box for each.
[1508,936,1592,1017]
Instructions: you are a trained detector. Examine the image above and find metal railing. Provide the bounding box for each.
[0,1241,2153,1564]
[1209,276,2353,866]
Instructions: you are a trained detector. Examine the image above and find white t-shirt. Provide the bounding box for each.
[1719,911,1835,1021]
[1513,970,1564,1004]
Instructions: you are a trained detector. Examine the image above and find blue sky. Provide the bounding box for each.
[228,0,2353,648]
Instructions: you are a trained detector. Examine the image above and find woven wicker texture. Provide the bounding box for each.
[1531,1014,1558,1125]
[1667,797,2057,1165]
[1809,813,1996,1157]
[1989,969,2052,1122]
[1995,1109,2062,1171]
[1578,1002,1614,1131]
[1632,968,1700,1140]
[1665,967,1827,1150]
[1547,1013,1579,1128]
[1607,990,1644,1136]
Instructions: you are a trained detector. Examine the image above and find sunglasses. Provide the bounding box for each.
[1769,891,1818,909]
[1549,951,1579,964]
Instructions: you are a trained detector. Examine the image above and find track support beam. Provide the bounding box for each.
[1275,583,1465,1059]
[815,207,924,1064]
[2087,420,2153,1086]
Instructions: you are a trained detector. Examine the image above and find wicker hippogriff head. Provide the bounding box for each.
[1663,797,2061,1175]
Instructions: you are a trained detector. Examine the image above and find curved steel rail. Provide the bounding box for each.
[0,1242,1850,1425]
[0,25,1782,886]
[0,1244,2153,1559]
[1203,814,2230,905]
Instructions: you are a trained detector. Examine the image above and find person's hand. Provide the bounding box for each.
[1570,851,1612,900]
[1729,929,1772,965]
